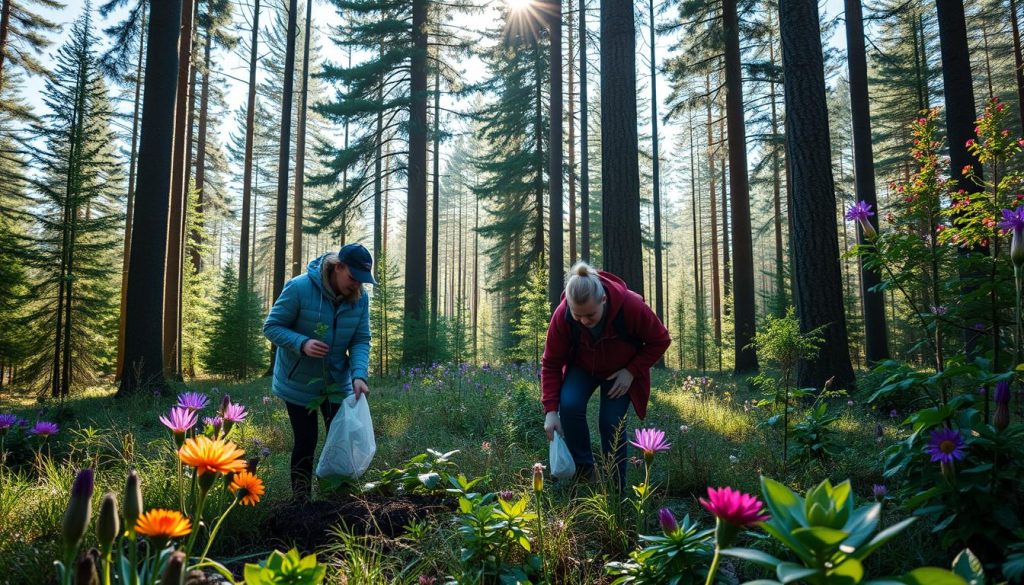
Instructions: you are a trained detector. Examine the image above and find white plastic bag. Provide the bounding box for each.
[316,394,376,479]
[549,431,576,479]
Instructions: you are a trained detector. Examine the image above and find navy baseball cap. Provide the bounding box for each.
[338,243,377,285]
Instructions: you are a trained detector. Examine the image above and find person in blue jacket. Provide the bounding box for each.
[264,243,375,500]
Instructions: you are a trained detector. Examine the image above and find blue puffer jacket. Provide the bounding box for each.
[263,254,371,406]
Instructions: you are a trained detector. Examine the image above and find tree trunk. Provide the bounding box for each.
[117,3,146,381]
[119,0,182,396]
[534,43,545,266]
[936,0,983,190]
[779,0,856,390]
[769,10,785,315]
[163,0,195,380]
[430,67,440,349]
[192,20,211,274]
[600,0,642,292]
[404,0,429,362]
[579,0,590,263]
[548,0,564,311]
[239,0,259,291]
[292,0,312,277]
[706,73,721,346]
[1011,0,1024,132]
[567,0,576,265]
[272,0,298,321]
[844,0,889,364]
[649,0,663,324]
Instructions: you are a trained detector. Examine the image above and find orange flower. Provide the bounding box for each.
[229,471,265,506]
[134,509,191,539]
[178,436,247,476]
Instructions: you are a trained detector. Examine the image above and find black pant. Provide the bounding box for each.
[285,400,341,499]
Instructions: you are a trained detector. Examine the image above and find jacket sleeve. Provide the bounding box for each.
[624,295,671,379]
[540,303,570,414]
[348,295,371,381]
[263,277,309,355]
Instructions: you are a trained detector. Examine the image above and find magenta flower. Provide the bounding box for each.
[629,428,671,462]
[926,428,966,464]
[658,507,679,536]
[700,487,769,527]
[221,402,247,424]
[0,413,22,433]
[177,391,209,411]
[203,416,223,428]
[1001,207,1024,267]
[159,407,197,433]
[846,201,877,238]
[30,421,59,438]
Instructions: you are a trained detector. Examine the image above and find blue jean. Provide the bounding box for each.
[558,366,631,490]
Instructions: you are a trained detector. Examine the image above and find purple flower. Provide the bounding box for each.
[846,201,878,238]
[159,407,197,434]
[177,392,209,411]
[629,428,671,463]
[926,428,967,464]
[995,381,1011,405]
[1001,207,1024,267]
[930,305,948,316]
[498,490,515,502]
[203,416,223,428]
[658,508,679,535]
[30,421,59,438]
[221,402,247,424]
[889,409,899,419]
[872,484,888,501]
[0,413,22,433]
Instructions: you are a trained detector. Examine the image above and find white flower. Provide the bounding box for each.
[679,424,690,433]
[729,455,739,464]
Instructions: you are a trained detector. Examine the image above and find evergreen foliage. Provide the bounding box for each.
[203,265,268,380]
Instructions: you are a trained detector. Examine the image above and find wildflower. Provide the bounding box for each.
[30,421,59,438]
[135,509,191,548]
[162,551,187,584]
[203,416,224,437]
[994,381,1011,432]
[930,305,947,316]
[221,401,248,435]
[419,576,437,585]
[0,413,22,433]
[178,435,247,477]
[966,139,975,148]
[159,407,197,447]
[847,400,855,407]
[872,484,888,501]
[229,471,265,506]
[999,207,1024,268]
[926,428,966,464]
[679,424,690,433]
[481,441,492,453]
[629,428,671,463]
[700,486,769,548]
[889,409,899,419]
[532,462,545,493]
[845,201,877,238]
[498,490,515,502]
[61,468,94,562]
[177,391,209,411]
[658,507,679,536]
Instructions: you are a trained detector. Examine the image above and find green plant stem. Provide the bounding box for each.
[534,490,549,584]
[196,497,237,564]
[128,529,139,585]
[102,547,112,585]
[704,547,721,585]
[184,486,210,557]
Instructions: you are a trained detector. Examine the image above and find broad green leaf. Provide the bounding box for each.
[776,562,819,583]
[853,517,916,561]
[951,549,984,585]
[900,568,968,585]
[792,526,849,551]
[720,547,783,568]
[830,558,865,584]
[761,477,805,528]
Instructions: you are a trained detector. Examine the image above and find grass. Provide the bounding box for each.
[0,363,948,584]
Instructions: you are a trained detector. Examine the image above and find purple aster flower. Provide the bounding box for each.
[846,201,878,238]
[926,428,966,464]
[0,413,22,433]
[221,402,247,424]
[1001,207,1024,267]
[629,428,671,463]
[177,391,208,411]
[930,305,948,316]
[30,421,59,438]
[995,381,1011,406]
[658,508,679,536]
[159,407,197,433]
[203,416,223,427]
[872,484,888,501]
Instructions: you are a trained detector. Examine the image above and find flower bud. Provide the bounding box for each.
[658,508,678,536]
[123,470,143,531]
[74,550,100,585]
[532,463,545,493]
[62,468,94,559]
[872,484,887,501]
[161,550,187,585]
[97,493,119,554]
[994,402,1010,432]
[1012,228,1024,269]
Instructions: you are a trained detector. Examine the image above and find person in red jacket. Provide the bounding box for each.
[541,262,671,489]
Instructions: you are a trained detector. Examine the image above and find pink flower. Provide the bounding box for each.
[29,421,59,438]
[159,407,197,434]
[177,392,209,411]
[221,402,247,424]
[699,487,769,527]
[629,428,671,462]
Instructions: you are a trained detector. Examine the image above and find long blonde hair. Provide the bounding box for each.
[564,261,604,305]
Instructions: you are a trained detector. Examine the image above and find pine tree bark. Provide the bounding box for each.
[844,0,889,364]
[779,0,855,390]
[0,0,12,94]
[579,0,590,263]
[163,0,195,379]
[272,0,298,321]
[1011,0,1024,132]
[567,0,576,265]
[936,0,981,192]
[548,0,564,311]
[119,0,182,396]
[117,3,146,381]
[600,0,642,292]
[193,21,211,274]
[430,67,440,347]
[706,74,721,346]
[404,0,429,361]
[723,0,759,373]
[239,0,259,292]
[649,0,663,324]
[292,0,312,277]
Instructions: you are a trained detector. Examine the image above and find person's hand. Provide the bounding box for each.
[302,339,329,358]
[605,369,634,399]
[544,411,563,442]
[353,377,370,401]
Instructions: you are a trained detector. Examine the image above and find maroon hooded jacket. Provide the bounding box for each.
[540,272,671,420]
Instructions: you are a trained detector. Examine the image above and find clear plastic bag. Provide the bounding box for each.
[316,395,376,479]
[549,431,576,479]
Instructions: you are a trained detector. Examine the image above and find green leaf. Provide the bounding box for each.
[900,568,968,585]
[830,558,865,585]
[951,549,984,585]
[761,477,805,528]
[720,547,783,568]
[792,526,849,551]
[776,562,819,583]
[853,517,916,561]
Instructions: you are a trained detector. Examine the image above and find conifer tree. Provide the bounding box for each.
[0,0,64,109]
[203,264,267,379]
